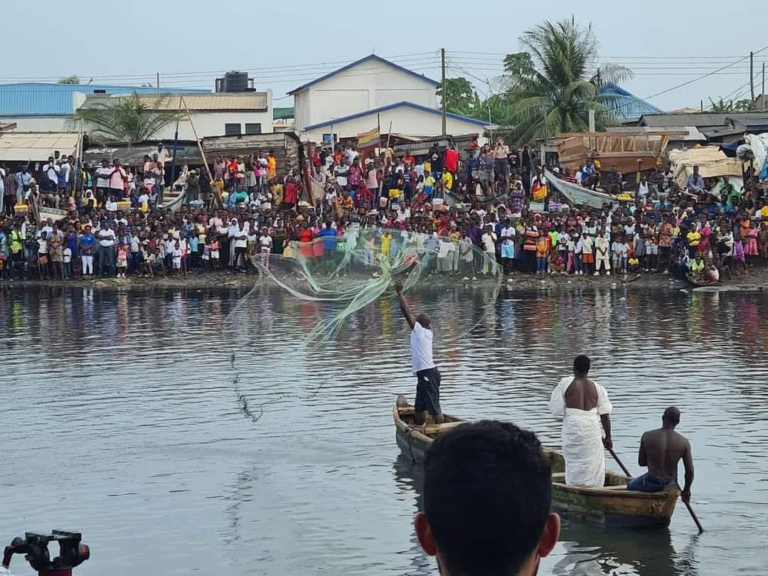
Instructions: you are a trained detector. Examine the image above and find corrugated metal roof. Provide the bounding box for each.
[727,113,768,128]
[0,83,209,117]
[80,93,268,112]
[0,132,80,161]
[605,126,706,141]
[599,82,663,120]
[639,112,734,127]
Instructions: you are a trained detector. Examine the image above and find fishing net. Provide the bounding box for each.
[223,225,503,422]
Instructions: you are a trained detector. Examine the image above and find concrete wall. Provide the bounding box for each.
[0,116,70,132]
[303,106,484,145]
[294,59,437,131]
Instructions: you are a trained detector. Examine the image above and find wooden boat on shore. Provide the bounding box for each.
[544,170,616,210]
[393,403,679,529]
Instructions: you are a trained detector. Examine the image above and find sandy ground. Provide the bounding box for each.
[1,267,766,293]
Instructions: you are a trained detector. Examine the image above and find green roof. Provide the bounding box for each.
[273,107,294,121]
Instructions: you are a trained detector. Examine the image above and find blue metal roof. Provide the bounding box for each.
[599,82,663,121]
[304,101,489,131]
[0,83,210,116]
[289,54,439,95]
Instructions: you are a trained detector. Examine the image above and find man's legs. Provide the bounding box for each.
[414,368,444,425]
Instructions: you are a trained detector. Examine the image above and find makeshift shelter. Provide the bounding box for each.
[667,147,744,188]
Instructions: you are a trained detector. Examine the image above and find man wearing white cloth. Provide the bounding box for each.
[548,355,613,488]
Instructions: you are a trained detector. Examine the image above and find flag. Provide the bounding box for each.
[356,126,380,148]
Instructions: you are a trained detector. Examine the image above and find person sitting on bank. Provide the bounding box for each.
[548,355,613,488]
[627,407,694,503]
[415,421,560,576]
[395,282,444,425]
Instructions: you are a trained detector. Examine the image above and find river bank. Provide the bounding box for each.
[1,268,767,292]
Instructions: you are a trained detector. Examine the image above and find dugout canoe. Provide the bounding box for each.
[544,170,616,210]
[393,403,680,529]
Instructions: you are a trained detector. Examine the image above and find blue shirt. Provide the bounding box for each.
[317,227,336,251]
[79,233,96,253]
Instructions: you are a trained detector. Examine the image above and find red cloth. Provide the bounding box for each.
[284,182,299,205]
[444,148,459,173]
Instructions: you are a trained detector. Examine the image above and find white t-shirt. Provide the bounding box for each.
[95,167,111,188]
[98,229,116,247]
[410,322,435,374]
[43,163,60,182]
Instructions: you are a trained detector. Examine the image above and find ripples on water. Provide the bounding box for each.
[0,285,767,575]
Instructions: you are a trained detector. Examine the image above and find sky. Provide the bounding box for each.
[4,0,768,112]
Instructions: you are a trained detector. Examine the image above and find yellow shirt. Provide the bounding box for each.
[760,206,768,218]
[425,176,436,189]
[424,160,431,174]
[687,231,701,247]
[442,172,453,191]
[380,233,392,256]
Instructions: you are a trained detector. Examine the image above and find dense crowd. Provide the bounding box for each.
[0,137,766,283]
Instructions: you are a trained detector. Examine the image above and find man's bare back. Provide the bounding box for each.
[640,428,691,480]
[564,377,598,411]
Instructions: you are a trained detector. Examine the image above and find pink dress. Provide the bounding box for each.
[746,229,759,256]
[734,240,746,263]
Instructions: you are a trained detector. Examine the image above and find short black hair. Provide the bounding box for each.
[423,421,552,576]
[663,406,681,426]
[574,354,590,375]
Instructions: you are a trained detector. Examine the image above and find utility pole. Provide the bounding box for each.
[762,63,766,110]
[156,72,160,94]
[750,52,755,105]
[441,48,447,136]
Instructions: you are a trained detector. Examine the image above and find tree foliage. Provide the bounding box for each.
[498,18,632,143]
[437,77,484,119]
[71,93,180,145]
[708,97,752,112]
[57,75,81,84]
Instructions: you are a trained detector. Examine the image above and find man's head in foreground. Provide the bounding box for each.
[416,421,560,576]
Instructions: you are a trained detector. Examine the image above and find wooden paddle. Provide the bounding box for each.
[607,446,632,477]
[608,446,705,533]
[677,482,705,534]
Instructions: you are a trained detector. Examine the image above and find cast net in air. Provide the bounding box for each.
[224,225,503,422]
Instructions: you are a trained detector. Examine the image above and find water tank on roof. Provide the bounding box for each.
[215,71,253,93]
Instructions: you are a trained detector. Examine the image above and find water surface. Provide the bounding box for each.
[0,285,766,575]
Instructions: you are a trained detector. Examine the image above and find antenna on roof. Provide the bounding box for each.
[372,46,375,54]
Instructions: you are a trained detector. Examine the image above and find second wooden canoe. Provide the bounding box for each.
[393,403,679,529]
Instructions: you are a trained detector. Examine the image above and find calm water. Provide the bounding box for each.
[0,285,767,575]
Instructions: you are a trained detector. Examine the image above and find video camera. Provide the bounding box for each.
[3,530,90,576]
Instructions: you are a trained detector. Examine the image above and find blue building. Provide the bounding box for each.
[0,82,209,132]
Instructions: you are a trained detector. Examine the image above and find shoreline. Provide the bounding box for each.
[1,269,766,292]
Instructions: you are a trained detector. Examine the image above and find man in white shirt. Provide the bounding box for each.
[41,156,60,192]
[97,222,116,277]
[395,282,444,425]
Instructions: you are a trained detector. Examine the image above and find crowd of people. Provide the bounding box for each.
[0,136,766,283]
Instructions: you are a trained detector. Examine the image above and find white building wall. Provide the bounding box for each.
[295,59,438,131]
[0,116,70,132]
[152,110,275,141]
[303,106,484,144]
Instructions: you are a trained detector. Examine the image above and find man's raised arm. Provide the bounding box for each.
[395,282,415,329]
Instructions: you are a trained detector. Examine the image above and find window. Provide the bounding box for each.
[245,123,262,135]
[225,123,242,136]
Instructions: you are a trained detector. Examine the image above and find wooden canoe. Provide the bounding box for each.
[393,403,680,529]
[544,170,616,210]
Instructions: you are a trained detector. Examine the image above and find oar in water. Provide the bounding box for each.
[676,482,705,534]
[607,446,705,534]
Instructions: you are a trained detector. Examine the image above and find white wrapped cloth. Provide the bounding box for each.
[548,376,613,488]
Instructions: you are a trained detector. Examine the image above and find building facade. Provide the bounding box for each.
[290,54,489,142]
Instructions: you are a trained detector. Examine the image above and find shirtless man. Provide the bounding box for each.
[549,355,613,487]
[628,407,694,503]
[395,282,444,425]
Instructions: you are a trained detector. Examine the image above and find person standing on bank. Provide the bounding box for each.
[395,282,444,425]
[628,406,694,503]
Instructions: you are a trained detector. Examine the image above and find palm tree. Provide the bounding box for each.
[501,18,632,143]
[71,93,180,145]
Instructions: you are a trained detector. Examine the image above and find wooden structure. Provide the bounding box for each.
[554,131,687,176]
[393,403,680,529]
[82,133,301,180]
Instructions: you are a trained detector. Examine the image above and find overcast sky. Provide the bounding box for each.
[5,0,768,111]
